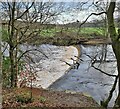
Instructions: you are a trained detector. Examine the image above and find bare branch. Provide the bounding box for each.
[101,75,118,108]
[1,43,9,55]
[92,64,117,77]
[79,11,106,27]
[17,48,48,63]
[16,2,34,20]
[85,53,117,77]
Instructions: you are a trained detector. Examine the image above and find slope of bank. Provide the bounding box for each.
[2,87,100,108]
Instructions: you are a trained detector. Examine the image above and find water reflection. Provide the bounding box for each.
[49,44,118,107]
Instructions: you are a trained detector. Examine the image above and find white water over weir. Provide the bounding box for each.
[19,44,79,88]
[2,43,79,88]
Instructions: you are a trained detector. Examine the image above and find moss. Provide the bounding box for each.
[16,92,34,104]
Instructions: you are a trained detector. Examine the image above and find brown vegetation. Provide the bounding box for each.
[2,87,100,108]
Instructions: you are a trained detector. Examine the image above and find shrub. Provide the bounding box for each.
[2,57,11,87]
[16,92,34,104]
[39,96,46,103]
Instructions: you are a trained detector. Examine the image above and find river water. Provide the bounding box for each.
[2,43,118,106]
[48,44,118,107]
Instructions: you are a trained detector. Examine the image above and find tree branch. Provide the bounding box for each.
[85,53,117,77]
[101,75,118,108]
[16,2,34,20]
[17,48,48,63]
[79,11,107,27]
[92,64,117,77]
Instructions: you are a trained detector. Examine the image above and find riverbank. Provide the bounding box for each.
[27,31,109,46]
[2,87,100,108]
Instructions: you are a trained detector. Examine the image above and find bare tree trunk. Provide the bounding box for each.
[107,1,120,107]
[9,2,16,87]
[112,41,120,107]
[9,47,15,87]
[0,35,1,107]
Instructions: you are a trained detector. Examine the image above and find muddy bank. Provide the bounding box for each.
[2,87,100,108]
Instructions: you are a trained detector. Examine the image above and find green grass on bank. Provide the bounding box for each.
[39,27,106,38]
[1,26,108,45]
[1,27,106,39]
[80,27,105,36]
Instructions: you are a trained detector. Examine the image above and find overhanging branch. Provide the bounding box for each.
[101,75,118,108]
[85,53,117,77]
[79,11,107,27]
[92,65,117,77]
[17,49,48,63]
[15,2,34,20]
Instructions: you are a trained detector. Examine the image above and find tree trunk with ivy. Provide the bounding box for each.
[107,1,120,107]
[8,2,17,87]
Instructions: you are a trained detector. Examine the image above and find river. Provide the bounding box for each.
[48,44,118,107]
[2,43,118,106]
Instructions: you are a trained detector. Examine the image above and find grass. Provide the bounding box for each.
[40,28,58,37]
[39,96,46,103]
[16,91,33,104]
[32,26,109,45]
[80,27,105,36]
[1,25,108,45]
[39,27,106,38]
[1,25,106,39]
